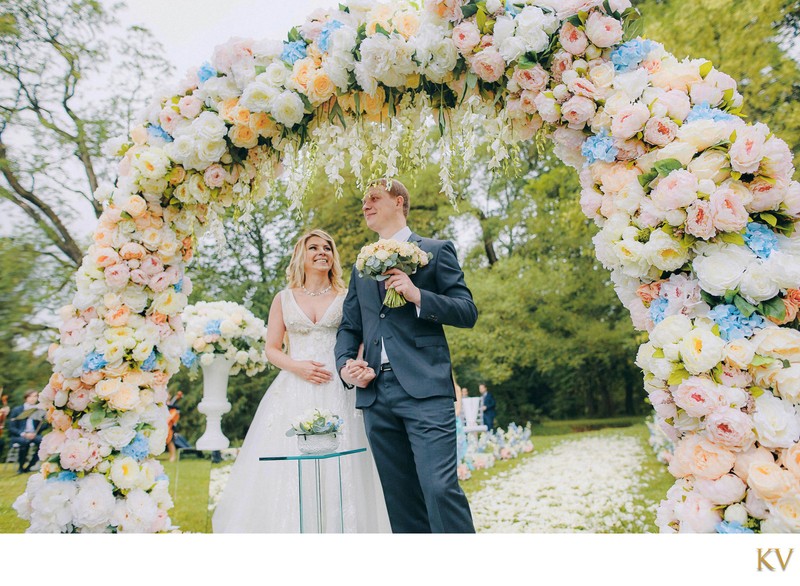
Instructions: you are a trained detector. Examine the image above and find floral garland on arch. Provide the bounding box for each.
[14,0,800,533]
[181,300,269,377]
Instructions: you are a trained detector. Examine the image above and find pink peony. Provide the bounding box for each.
[559,22,588,56]
[148,272,172,293]
[748,178,784,212]
[685,200,716,239]
[550,50,573,83]
[178,95,202,119]
[729,124,767,174]
[104,263,131,290]
[643,116,678,146]
[140,255,164,276]
[704,408,755,451]
[651,169,699,211]
[611,103,650,140]
[669,433,735,480]
[584,12,623,48]
[561,95,596,129]
[512,65,549,92]
[673,376,723,418]
[469,49,505,83]
[709,186,749,232]
[452,21,481,54]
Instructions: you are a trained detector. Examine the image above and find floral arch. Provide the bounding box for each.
[13,0,800,533]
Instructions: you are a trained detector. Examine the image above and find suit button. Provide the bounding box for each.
[374,339,379,345]
[380,313,385,319]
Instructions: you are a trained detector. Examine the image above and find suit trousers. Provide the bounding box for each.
[362,368,475,533]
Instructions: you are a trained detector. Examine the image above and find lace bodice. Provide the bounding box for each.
[281,289,344,362]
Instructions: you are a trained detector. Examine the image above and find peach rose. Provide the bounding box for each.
[669,433,735,480]
[748,461,797,502]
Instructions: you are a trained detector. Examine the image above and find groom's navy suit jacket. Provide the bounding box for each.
[336,233,477,408]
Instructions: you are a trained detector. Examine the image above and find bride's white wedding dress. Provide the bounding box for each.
[212,290,390,533]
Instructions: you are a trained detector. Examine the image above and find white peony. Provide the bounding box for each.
[270,91,305,128]
[678,327,725,374]
[753,392,800,449]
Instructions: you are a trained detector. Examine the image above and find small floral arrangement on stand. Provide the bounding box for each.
[181,300,268,378]
[287,409,344,455]
[356,239,432,308]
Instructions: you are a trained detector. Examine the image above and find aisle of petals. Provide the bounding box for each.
[470,434,654,533]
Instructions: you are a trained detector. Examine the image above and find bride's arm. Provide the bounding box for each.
[264,293,332,384]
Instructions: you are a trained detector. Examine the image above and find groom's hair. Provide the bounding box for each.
[368,178,410,217]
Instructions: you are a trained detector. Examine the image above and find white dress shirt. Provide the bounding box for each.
[380,226,419,364]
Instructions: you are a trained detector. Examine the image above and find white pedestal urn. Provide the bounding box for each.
[195,355,234,451]
[462,397,488,433]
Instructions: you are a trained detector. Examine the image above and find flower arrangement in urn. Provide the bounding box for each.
[287,409,344,455]
[181,300,268,378]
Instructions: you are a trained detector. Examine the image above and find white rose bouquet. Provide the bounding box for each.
[181,301,268,377]
[355,239,432,308]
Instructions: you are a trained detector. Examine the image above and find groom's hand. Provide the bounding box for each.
[384,269,421,306]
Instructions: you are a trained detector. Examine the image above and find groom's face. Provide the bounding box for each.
[362,187,401,233]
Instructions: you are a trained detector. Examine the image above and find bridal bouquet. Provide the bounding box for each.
[356,239,432,308]
[181,301,268,378]
[286,409,343,436]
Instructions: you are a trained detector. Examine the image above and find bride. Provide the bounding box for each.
[212,229,390,532]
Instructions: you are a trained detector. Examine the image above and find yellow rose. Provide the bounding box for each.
[290,57,316,93]
[229,124,259,149]
[250,112,280,138]
[231,106,251,126]
[306,71,336,105]
[219,97,240,123]
[394,10,420,39]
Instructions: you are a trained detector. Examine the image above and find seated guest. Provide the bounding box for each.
[8,390,46,474]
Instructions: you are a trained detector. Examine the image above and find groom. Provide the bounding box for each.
[335,178,477,533]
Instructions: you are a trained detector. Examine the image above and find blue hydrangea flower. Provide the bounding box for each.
[281,40,308,65]
[197,62,217,83]
[121,433,151,462]
[141,350,158,372]
[505,0,521,17]
[204,319,222,336]
[744,222,778,259]
[83,351,108,373]
[147,124,173,143]
[709,304,767,341]
[581,130,618,165]
[317,20,343,53]
[156,474,169,482]
[181,349,197,368]
[649,297,669,324]
[610,39,656,72]
[174,278,183,293]
[47,471,78,483]
[685,102,738,124]
[716,521,754,534]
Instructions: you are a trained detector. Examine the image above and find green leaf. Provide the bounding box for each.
[760,296,787,321]
[734,294,757,317]
[638,169,658,188]
[750,386,765,399]
[476,7,487,32]
[120,210,133,220]
[254,65,266,76]
[288,27,301,42]
[461,2,480,18]
[750,355,775,367]
[375,23,390,37]
[652,348,665,359]
[566,15,582,26]
[723,289,738,304]
[699,61,713,78]
[90,408,106,427]
[722,88,735,104]
[517,53,537,70]
[759,212,778,227]
[653,158,683,177]
[718,231,745,246]
[668,368,691,386]
[339,3,350,12]
[329,100,346,128]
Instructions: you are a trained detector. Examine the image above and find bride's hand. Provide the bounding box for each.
[293,360,332,385]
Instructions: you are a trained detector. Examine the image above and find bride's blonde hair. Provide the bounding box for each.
[286,229,347,293]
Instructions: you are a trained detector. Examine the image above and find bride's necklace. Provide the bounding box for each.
[302,283,332,297]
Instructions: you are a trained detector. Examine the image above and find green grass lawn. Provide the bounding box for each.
[0,417,674,533]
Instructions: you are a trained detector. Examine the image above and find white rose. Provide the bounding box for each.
[687,150,731,183]
[723,338,756,370]
[613,69,649,101]
[766,495,800,532]
[738,262,780,305]
[692,244,755,297]
[270,90,305,128]
[774,365,800,404]
[650,314,693,347]
[753,392,800,449]
[764,251,800,290]
[752,327,800,363]
[679,328,725,374]
[240,81,279,112]
[643,229,689,272]
[261,62,289,87]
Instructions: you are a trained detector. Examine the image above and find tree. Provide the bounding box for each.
[0,0,172,268]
